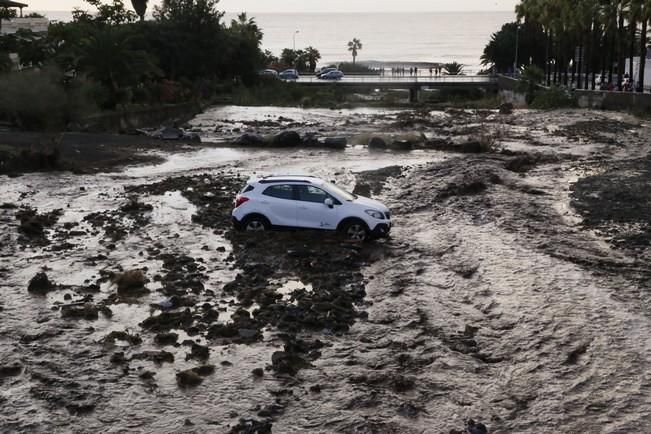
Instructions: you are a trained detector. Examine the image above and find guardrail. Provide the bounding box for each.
[294,75,498,85]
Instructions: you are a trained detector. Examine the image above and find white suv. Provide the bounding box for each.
[232,175,391,240]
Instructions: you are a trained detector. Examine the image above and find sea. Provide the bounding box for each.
[35,11,513,72]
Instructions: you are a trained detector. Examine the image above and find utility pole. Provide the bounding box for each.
[293,30,299,51]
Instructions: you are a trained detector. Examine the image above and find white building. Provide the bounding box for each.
[0,1,49,35]
[624,50,651,91]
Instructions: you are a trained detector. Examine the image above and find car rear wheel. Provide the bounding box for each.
[341,220,369,241]
[242,215,269,232]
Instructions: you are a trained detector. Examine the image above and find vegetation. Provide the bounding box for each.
[347,38,362,65]
[0,0,266,129]
[277,47,321,72]
[443,62,465,75]
[530,85,577,109]
[485,0,651,91]
[517,65,545,103]
[481,22,546,73]
[0,66,96,130]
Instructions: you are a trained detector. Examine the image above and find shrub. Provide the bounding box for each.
[530,86,576,109]
[0,66,97,130]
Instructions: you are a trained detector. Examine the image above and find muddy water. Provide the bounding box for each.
[2,106,651,433]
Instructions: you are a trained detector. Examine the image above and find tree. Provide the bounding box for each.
[73,0,138,26]
[347,38,362,65]
[76,26,161,108]
[304,46,321,72]
[151,0,226,80]
[280,48,298,67]
[442,61,464,75]
[0,7,17,20]
[262,49,278,66]
[481,21,546,73]
[131,0,148,21]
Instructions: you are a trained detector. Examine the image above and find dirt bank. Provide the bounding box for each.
[1,107,650,432]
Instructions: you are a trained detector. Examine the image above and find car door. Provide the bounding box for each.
[260,184,298,227]
[295,185,340,230]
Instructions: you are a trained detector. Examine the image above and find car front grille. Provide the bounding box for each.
[385,212,391,220]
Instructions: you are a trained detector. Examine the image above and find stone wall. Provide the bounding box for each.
[497,74,527,105]
[574,90,651,110]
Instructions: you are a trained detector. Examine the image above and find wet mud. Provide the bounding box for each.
[1,106,651,432]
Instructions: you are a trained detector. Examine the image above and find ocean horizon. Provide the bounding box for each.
[34,10,514,71]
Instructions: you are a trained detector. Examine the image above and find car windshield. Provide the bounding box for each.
[323,181,355,201]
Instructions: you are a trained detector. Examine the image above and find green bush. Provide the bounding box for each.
[0,66,97,130]
[530,86,576,109]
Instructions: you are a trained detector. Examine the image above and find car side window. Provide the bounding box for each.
[262,184,294,200]
[297,185,340,204]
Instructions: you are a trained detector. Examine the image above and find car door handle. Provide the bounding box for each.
[298,206,308,210]
[260,201,270,205]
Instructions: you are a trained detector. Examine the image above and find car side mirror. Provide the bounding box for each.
[324,198,334,208]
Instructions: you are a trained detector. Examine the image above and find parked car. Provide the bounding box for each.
[259,69,279,78]
[232,175,391,241]
[316,67,338,78]
[321,70,345,80]
[279,69,299,80]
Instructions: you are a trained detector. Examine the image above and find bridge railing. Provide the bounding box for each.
[294,75,498,84]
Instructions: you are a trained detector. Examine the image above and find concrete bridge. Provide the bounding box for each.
[293,75,498,102]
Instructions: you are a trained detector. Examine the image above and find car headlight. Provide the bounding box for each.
[365,209,384,220]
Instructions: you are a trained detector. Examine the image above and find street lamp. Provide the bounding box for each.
[293,30,299,51]
[514,23,520,75]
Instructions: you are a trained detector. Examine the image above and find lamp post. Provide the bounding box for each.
[514,23,520,76]
[293,30,299,51]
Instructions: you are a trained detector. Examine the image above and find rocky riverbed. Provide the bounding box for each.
[1,106,650,433]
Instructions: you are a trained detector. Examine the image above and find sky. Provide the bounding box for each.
[26,0,518,13]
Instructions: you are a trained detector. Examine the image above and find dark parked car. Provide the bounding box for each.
[279,69,299,80]
[321,70,344,80]
[316,67,338,78]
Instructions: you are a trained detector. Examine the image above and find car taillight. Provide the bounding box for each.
[234,195,249,208]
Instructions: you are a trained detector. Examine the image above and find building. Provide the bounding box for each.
[0,0,49,35]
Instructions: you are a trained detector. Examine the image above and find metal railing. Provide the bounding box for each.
[294,75,498,85]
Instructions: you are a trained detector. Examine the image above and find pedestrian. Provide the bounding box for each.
[414,66,418,76]
[429,67,433,76]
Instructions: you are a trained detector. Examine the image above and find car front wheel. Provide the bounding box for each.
[242,215,270,232]
[341,220,369,241]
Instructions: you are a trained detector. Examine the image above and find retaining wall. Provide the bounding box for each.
[574,90,651,110]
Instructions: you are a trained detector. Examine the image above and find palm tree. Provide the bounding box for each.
[347,38,362,65]
[304,46,321,72]
[77,27,161,108]
[443,61,464,75]
[131,0,148,21]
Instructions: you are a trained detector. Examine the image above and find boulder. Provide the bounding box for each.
[498,102,514,115]
[235,133,266,146]
[28,272,54,294]
[154,126,184,140]
[323,137,347,150]
[301,133,320,148]
[367,137,387,151]
[388,140,413,151]
[271,131,301,147]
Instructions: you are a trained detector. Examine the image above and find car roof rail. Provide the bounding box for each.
[259,174,318,179]
[258,179,312,184]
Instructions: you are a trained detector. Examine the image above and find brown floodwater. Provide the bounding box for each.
[1,106,650,433]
